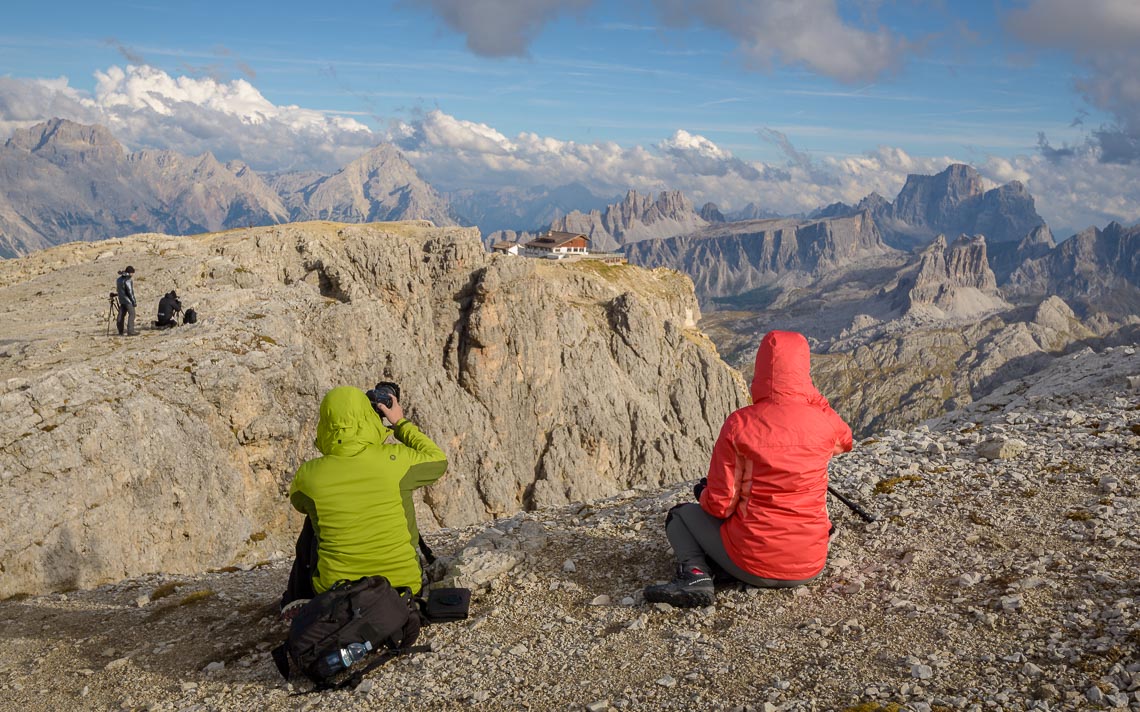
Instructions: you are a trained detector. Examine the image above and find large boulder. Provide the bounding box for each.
[0,221,747,596]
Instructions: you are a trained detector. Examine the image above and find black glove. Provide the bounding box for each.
[693,477,707,501]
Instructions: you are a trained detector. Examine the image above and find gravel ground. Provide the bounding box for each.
[1,345,1137,712]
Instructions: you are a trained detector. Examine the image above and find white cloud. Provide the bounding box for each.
[393,109,1139,230]
[653,0,905,84]
[1,64,376,171]
[417,0,908,83]
[1006,0,1140,163]
[418,0,594,57]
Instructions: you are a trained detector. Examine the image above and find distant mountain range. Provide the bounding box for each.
[0,119,1125,318]
[813,164,1046,249]
[0,118,454,258]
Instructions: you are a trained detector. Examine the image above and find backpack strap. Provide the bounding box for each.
[335,644,432,691]
[289,644,433,695]
[418,534,436,565]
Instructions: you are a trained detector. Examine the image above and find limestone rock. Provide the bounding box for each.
[625,211,893,303]
[977,437,1027,460]
[0,220,746,596]
[891,233,1008,319]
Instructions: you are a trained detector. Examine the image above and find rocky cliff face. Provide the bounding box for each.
[810,295,1107,437]
[1006,221,1140,317]
[0,221,746,596]
[624,211,894,303]
[890,234,1008,319]
[552,190,707,252]
[0,119,290,257]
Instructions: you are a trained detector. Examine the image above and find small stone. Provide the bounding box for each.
[626,614,648,631]
[204,661,225,672]
[508,644,528,656]
[180,682,198,692]
[562,559,577,573]
[999,594,1023,612]
[80,686,90,697]
[1022,662,1043,677]
[653,602,674,613]
[135,595,150,608]
[620,596,636,606]
[911,664,933,679]
[956,572,982,587]
[355,678,374,694]
[977,437,1027,460]
[656,675,676,688]
[1086,686,1104,704]
[104,657,129,671]
[589,595,611,606]
[585,701,609,712]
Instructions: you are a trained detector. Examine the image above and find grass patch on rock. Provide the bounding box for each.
[873,474,923,494]
[178,590,216,606]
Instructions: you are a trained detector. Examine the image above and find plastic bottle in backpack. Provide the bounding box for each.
[339,641,372,668]
[317,640,373,677]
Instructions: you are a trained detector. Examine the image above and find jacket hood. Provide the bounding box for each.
[314,386,391,456]
[751,330,827,405]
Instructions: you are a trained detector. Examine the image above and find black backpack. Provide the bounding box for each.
[272,576,427,690]
[183,309,197,325]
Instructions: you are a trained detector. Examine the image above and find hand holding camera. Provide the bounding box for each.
[366,382,403,424]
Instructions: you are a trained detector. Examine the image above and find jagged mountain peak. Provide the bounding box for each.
[892,231,1006,319]
[551,188,706,251]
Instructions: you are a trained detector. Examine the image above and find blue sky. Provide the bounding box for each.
[2,0,1139,234]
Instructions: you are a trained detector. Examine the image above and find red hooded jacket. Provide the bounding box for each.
[699,330,853,580]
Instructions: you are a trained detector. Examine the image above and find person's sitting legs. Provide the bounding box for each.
[644,503,718,607]
[645,503,819,607]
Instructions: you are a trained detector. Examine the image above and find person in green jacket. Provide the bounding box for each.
[280,385,448,618]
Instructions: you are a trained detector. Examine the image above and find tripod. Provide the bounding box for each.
[104,292,120,337]
[828,486,878,522]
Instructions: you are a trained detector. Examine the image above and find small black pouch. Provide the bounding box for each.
[424,587,471,623]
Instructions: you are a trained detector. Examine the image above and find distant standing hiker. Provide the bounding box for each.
[115,266,139,336]
[280,386,448,620]
[644,330,854,607]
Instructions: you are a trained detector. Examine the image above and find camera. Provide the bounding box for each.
[366,381,401,410]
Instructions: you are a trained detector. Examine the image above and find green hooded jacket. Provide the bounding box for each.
[289,387,448,594]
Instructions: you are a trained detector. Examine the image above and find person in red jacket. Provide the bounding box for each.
[644,330,854,607]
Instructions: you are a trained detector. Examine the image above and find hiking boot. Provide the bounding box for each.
[280,598,310,623]
[643,565,715,608]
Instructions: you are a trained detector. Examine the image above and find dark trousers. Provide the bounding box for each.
[665,503,819,588]
[282,517,318,609]
[117,300,136,334]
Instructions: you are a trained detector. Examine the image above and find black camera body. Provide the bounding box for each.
[366,381,401,410]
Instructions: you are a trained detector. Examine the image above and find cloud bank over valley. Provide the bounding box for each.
[2,62,1138,235]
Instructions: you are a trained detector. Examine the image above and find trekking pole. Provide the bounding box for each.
[828,486,878,523]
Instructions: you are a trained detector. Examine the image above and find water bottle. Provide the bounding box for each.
[317,640,373,677]
[339,641,372,668]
